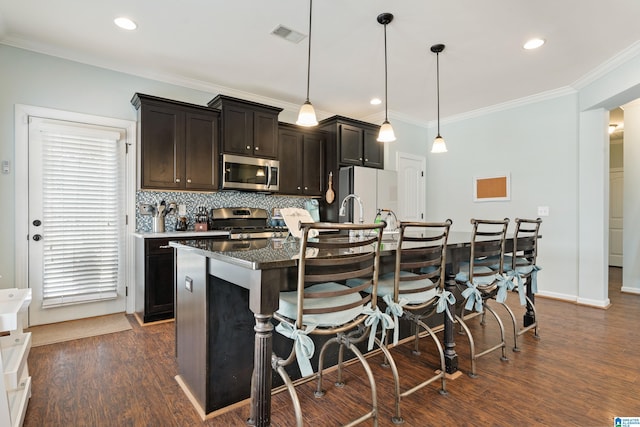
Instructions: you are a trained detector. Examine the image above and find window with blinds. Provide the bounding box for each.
[35,120,125,307]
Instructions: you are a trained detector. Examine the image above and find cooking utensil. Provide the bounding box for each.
[157,200,166,217]
[325,172,335,204]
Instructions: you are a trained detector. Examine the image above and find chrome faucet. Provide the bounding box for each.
[339,194,364,224]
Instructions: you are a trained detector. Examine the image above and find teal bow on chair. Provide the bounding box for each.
[275,322,317,377]
[363,303,395,351]
[530,265,541,294]
[506,265,541,305]
[436,290,456,322]
[461,282,483,312]
[495,274,514,303]
[506,270,526,305]
[383,294,407,346]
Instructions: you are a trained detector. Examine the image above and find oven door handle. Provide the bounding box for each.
[266,166,272,189]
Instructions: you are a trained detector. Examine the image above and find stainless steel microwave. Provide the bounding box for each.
[221,154,280,192]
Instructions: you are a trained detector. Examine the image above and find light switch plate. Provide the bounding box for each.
[185,276,193,292]
[537,206,549,216]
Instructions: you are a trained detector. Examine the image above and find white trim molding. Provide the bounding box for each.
[14,104,137,316]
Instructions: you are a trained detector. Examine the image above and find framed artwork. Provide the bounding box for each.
[473,173,510,202]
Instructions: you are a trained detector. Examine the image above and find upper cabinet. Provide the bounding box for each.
[208,95,282,159]
[319,116,383,169]
[278,124,326,196]
[131,93,219,191]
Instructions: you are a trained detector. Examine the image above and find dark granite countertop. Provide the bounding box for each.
[170,237,302,270]
[169,231,476,272]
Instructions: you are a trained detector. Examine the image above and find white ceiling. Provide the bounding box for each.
[1,1,640,127]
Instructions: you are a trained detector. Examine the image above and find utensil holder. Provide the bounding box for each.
[153,216,165,233]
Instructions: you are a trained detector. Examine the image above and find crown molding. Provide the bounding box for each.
[0,37,337,121]
[572,40,640,90]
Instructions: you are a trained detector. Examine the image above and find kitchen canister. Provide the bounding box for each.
[153,216,165,233]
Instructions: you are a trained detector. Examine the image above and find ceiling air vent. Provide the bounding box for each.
[271,24,306,44]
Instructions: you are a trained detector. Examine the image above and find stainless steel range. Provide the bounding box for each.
[209,207,287,240]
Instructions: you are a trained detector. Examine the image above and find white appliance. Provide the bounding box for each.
[338,166,398,224]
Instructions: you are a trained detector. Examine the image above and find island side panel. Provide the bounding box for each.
[175,248,208,409]
[207,274,256,411]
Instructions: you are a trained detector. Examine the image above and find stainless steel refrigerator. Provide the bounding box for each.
[338,166,398,224]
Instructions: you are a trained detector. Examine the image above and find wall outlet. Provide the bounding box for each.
[138,203,155,215]
[178,204,187,216]
[537,206,550,216]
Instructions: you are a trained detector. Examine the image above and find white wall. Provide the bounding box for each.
[0,45,236,288]
[577,109,610,306]
[622,100,640,294]
[3,41,640,303]
[423,94,580,300]
[382,119,429,170]
[578,49,640,298]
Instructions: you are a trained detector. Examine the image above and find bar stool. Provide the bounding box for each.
[272,221,393,427]
[454,218,513,378]
[369,220,455,424]
[497,217,543,351]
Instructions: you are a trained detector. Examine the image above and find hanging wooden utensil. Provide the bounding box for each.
[325,171,335,204]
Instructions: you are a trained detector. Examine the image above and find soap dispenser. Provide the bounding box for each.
[374,209,383,224]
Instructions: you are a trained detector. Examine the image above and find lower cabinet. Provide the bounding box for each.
[136,238,175,323]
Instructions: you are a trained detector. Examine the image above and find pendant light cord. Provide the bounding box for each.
[436,50,441,135]
[305,0,313,102]
[383,22,389,121]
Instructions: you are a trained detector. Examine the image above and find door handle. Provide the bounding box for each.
[33,234,43,241]
[33,219,42,226]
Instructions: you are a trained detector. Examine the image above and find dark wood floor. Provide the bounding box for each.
[24,267,640,426]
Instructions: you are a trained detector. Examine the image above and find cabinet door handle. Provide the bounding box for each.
[175,178,181,183]
[297,186,301,190]
[187,178,192,183]
[159,245,172,249]
[246,145,251,150]
[365,158,369,162]
[255,146,260,151]
[304,186,308,190]
[359,157,363,161]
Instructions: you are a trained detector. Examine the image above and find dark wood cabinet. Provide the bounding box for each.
[131,93,219,191]
[320,116,383,169]
[135,238,175,323]
[362,127,384,169]
[208,95,282,159]
[278,124,326,196]
[318,116,384,222]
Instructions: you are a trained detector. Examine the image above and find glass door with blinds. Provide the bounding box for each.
[28,117,127,325]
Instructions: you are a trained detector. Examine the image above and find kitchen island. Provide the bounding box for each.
[169,232,533,426]
[170,237,300,425]
[170,234,459,426]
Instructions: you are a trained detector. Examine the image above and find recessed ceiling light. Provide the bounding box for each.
[114,17,137,31]
[370,98,382,105]
[523,38,545,50]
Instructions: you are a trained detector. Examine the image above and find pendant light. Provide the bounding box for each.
[431,43,447,153]
[296,0,318,126]
[376,13,396,142]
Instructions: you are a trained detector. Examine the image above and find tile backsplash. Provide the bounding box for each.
[136,190,310,232]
